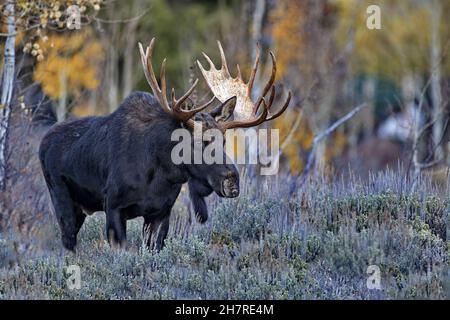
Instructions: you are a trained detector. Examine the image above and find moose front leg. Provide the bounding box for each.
[142,213,170,251]
[105,208,127,248]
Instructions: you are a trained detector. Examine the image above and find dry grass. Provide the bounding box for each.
[0,117,448,299]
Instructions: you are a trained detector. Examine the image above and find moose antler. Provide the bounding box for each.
[138,38,215,128]
[197,41,291,130]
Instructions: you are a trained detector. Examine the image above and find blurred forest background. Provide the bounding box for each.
[0,0,449,299]
[1,0,450,180]
[1,0,450,182]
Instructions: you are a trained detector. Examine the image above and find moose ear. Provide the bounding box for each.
[209,96,237,122]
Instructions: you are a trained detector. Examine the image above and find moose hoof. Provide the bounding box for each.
[195,212,208,224]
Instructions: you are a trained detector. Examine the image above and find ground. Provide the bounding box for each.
[0,170,448,299]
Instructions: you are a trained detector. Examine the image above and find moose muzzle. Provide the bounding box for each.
[222,174,239,198]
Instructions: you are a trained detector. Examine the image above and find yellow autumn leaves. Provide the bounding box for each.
[33,31,102,100]
[270,0,304,78]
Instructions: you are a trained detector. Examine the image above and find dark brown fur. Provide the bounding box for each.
[39,92,239,251]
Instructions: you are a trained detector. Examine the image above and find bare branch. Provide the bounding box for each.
[298,103,368,187]
[94,8,149,24]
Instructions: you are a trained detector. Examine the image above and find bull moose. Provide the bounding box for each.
[39,38,291,251]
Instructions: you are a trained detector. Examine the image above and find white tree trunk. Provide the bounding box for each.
[430,0,442,159]
[247,0,266,176]
[122,1,141,98]
[250,0,265,100]
[108,38,119,113]
[106,7,119,113]
[57,70,68,122]
[0,2,16,190]
[122,35,136,99]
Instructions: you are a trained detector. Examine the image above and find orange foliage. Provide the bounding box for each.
[271,0,349,174]
[33,31,103,100]
[274,109,313,173]
[270,0,304,77]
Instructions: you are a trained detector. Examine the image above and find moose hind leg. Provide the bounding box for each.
[47,181,81,251]
[75,207,86,234]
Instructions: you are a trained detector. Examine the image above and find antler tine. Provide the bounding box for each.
[247,43,260,97]
[160,58,167,100]
[183,98,214,118]
[201,52,216,70]
[139,38,206,124]
[138,39,171,113]
[236,65,242,80]
[220,97,269,130]
[267,85,276,109]
[253,51,277,115]
[183,96,216,130]
[197,96,216,109]
[172,79,199,114]
[217,41,230,76]
[266,91,292,121]
[171,88,176,107]
[141,39,159,92]
[196,40,291,129]
[138,41,156,93]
